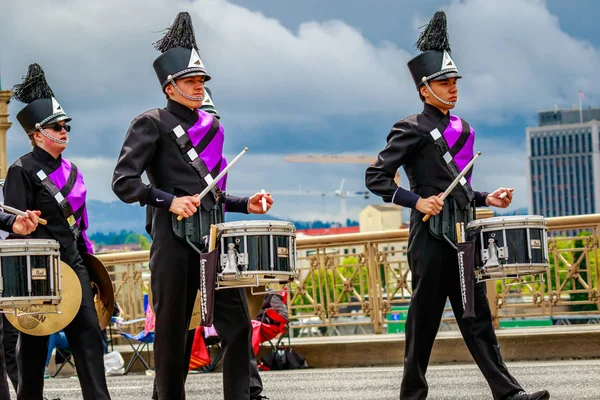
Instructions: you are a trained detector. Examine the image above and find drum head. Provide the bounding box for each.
[216,220,296,233]
[467,215,546,230]
[5,261,82,336]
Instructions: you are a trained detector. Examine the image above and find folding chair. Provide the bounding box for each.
[199,332,222,373]
[112,294,155,374]
[51,347,75,378]
[252,291,290,357]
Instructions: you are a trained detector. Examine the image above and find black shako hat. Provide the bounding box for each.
[13,63,71,133]
[153,11,211,91]
[407,10,461,89]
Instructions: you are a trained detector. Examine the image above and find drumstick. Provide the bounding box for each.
[422,151,482,222]
[456,223,462,243]
[208,224,218,252]
[260,189,267,212]
[177,147,249,221]
[461,222,465,243]
[499,192,507,199]
[0,203,47,225]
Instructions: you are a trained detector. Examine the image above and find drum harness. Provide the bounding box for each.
[163,112,225,254]
[164,112,249,325]
[424,119,482,319]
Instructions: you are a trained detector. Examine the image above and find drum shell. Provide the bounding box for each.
[467,215,549,269]
[478,225,547,266]
[0,239,61,302]
[216,221,297,286]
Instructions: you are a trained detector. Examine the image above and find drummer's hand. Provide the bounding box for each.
[486,188,513,208]
[169,195,200,218]
[12,210,41,235]
[247,192,273,214]
[416,194,444,216]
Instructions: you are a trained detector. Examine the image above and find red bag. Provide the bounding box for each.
[189,327,211,370]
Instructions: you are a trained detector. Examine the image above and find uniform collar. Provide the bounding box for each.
[422,103,452,128]
[422,102,450,119]
[32,146,62,169]
[166,99,198,121]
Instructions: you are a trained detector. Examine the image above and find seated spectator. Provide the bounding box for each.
[44,331,70,378]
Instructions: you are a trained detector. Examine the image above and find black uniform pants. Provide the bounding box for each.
[149,207,252,400]
[3,315,19,392]
[16,242,111,400]
[249,352,264,398]
[400,221,522,400]
[0,317,11,400]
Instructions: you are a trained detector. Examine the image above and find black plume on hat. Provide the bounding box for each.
[154,11,198,53]
[414,10,451,53]
[12,63,54,104]
[406,10,461,89]
[13,63,71,133]
[152,11,211,90]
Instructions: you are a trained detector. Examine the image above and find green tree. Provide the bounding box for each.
[139,235,151,250]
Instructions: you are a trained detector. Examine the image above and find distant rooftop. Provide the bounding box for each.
[538,107,600,126]
[296,226,360,236]
[365,204,402,212]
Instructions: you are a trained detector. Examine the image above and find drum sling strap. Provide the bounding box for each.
[428,117,475,204]
[36,164,84,240]
[428,117,477,246]
[161,112,225,252]
[162,112,225,326]
[427,117,478,320]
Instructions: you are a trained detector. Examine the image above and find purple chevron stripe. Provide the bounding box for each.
[442,115,475,183]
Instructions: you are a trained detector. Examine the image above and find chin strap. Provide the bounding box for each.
[35,123,69,145]
[421,77,456,106]
[167,75,204,102]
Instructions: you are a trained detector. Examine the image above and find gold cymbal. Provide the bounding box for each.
[83,254,115,331]
[189,291,201,330]
[246,287,265,320]
[147,281,266,330]
[5,261,82,336]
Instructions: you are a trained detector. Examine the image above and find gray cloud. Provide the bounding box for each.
[0,0,595,222]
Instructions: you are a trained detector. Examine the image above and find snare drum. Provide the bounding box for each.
[0,239,62,309]
[215,220,297,289]
[466,215,549,282]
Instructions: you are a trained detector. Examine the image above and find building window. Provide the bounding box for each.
[568,135,573,153]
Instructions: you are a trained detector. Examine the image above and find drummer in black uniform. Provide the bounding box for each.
[3,63,111,400]
[112,12,272,400]
[365,11,549,400]
[0,209,40,400]
[198,87,269,400]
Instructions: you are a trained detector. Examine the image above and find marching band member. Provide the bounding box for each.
[112,12,272,400]
[198,87,269,400]
[0,208,40,400]
[4,63,111,400]
[365,11,549,400]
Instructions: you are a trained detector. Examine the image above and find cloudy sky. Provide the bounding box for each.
[1,0,599,224]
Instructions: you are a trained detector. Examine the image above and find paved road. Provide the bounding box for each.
[29,359,600,399]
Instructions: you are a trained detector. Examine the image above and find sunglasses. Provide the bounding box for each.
[44,123,71,132]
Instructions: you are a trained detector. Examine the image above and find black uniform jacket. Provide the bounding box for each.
[3,146,90,256]
[365,103,488,210]
[112,99,249,214]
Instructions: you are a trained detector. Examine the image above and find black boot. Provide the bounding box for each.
[506,390,550,400]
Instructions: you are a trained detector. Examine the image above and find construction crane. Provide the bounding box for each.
[284,154,400,184]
